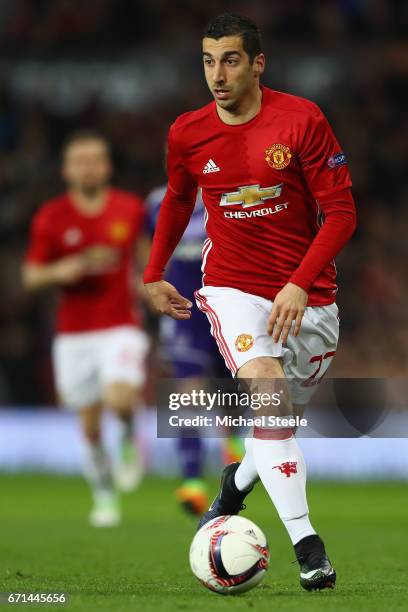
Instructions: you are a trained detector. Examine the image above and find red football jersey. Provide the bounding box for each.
[156,86,353,305]
[26,188,146,333]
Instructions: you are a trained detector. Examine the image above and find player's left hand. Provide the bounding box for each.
[267,282,308,343]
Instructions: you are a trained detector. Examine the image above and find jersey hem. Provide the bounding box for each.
[54,323,142,337]
[201,281,336,307]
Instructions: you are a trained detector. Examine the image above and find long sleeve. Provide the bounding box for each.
[143,124,198,283]
[289,187,357,292]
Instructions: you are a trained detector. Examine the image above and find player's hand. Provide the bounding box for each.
[52,254,88,285]
[144,280,192,320]
[267,282,308,343]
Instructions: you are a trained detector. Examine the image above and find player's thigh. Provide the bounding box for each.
[284,302,340,405]
[52,334,100,409]
[195,286,283,376]
[99,326,149,410]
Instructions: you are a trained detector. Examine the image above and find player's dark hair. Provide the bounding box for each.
[62,130,110,156]
[203,13,262,63]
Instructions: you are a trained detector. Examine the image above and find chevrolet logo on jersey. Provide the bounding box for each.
[220,184,283,209]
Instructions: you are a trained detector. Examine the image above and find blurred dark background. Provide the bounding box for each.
[0,0,407,404]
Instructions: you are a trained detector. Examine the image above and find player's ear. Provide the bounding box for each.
[253,53,265,78]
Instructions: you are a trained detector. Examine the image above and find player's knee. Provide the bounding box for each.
[104,382,138,415]
[237,357,285,394]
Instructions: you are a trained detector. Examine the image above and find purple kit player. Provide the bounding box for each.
[147,186,242,514]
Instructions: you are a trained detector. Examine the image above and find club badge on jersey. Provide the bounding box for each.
[265,144,292,170]
[109,220,131,242]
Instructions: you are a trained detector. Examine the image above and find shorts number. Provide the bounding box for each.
[302,351,336,387]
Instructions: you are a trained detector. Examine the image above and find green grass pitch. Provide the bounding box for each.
[0,475,407,611]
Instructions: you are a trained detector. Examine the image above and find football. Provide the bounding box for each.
[189,515,270,594]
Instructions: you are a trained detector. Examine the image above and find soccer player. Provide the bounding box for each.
[147,185,242,515]
[23,131,149,527]
[144,13,357,590]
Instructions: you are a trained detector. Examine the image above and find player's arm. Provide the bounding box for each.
[268,108,356,342]
[22,212,87,291]
[136,233,152,271]
[132,232,152,302]
[23,256,88,291]
[143,124,197,320]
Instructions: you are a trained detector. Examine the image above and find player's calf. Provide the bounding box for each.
[104,383,144,492]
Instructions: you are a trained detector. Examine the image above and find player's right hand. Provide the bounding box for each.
[53,254,88,285]
[144,280,192,320]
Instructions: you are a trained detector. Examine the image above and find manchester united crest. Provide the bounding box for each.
[265,144,292,170]
[235,333,254,352]
[110,220,130,242]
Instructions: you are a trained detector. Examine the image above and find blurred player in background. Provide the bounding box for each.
[147,183,243,515]
[23,131,149,527]
[144,13,356,590]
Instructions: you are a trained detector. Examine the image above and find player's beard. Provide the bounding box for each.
[215,98,240,113]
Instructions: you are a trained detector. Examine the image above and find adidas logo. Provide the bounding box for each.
[203,159,220,174]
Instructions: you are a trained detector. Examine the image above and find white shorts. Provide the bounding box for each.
[195,286,339,404]
[52,325,149,410]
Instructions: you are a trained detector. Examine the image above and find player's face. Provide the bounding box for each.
[62,140,112,194]
[202,36,264,112]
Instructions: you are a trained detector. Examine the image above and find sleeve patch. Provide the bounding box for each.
[327,152,347,169]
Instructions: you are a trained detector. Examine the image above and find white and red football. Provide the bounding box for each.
[189,515,269,595]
